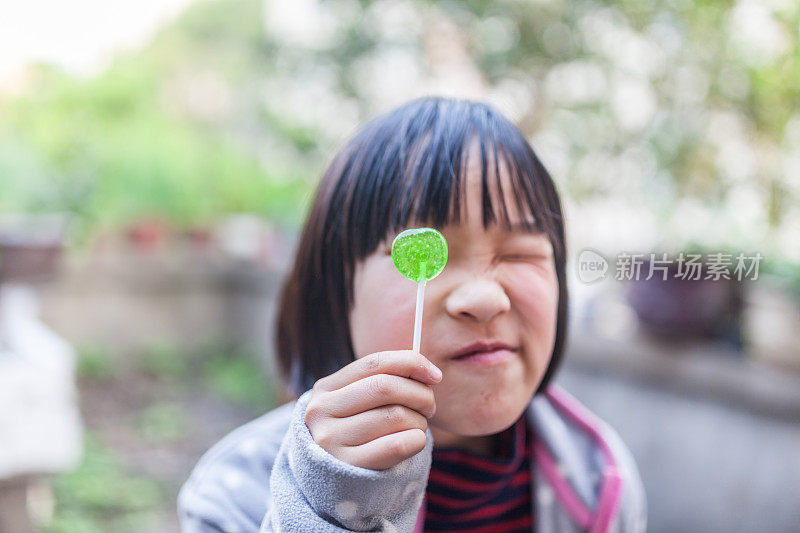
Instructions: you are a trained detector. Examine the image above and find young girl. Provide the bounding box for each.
[178,97,647,532]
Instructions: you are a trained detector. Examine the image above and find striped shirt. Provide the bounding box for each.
[424,415,533,532]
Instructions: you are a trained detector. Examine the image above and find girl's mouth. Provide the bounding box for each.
[449,341,517,366]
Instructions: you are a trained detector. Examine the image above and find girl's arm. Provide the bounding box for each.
[177,407,290,533]
[260,388,433,532]
[178,348,437,532]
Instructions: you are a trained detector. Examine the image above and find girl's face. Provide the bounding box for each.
[349,150,559,450]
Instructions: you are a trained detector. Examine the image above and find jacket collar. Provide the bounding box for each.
[527,384,624,532]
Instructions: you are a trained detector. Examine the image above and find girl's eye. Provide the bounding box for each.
[500,253,551,263]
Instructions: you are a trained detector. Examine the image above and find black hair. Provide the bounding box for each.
[276,96,568,399]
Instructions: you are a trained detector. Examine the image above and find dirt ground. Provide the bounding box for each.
[64,357,272,532]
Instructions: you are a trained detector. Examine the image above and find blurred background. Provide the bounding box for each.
[1,0,798,531]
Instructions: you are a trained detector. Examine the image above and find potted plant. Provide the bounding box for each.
[624,247,747,350]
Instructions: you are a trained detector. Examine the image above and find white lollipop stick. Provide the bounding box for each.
[413,278,426,353]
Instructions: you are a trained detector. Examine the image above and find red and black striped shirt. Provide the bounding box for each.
[424,415,533,532]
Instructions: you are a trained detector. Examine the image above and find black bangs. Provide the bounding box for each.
[331,97,562,273]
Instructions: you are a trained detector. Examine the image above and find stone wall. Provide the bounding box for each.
[37,246,283,377]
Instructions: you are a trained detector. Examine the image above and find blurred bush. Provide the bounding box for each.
[0,0,312,244]
[46,436,164,533]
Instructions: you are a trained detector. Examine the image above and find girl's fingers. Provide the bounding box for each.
[305,350,441,471]
[315,350,442,392]
[337,428,428,471]
[328,405,429,447]
[325,373,437,419]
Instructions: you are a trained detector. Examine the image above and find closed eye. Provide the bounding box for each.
[500,253,551,263]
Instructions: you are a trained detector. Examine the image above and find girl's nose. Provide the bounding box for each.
[445,278,511,323]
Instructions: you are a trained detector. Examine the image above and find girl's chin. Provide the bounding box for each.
[431,406,523,438]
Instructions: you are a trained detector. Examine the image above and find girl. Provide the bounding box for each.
[178,97,647,532]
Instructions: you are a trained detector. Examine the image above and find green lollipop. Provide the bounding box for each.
[391,228,448,353]
[391,228,448,282]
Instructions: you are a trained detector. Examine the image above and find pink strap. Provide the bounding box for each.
[544,384,625,533]
[534,436,592,528]
[590,466,623,533]
[545,385,618,467]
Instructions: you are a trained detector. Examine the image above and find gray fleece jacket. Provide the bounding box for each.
[178,383,647,533]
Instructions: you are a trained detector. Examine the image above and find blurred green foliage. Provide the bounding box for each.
[78,338,277,412]
[56,339,275,530]
[76,346,117,381]
[0,58,308,238]
[0,0,311,243]
[46,435,164,533]
[134,339,277,412]
[203,350,278,411]
[139,343,191,381]
[139,402,188,444]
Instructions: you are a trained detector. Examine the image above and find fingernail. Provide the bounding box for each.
[429,363,443,381]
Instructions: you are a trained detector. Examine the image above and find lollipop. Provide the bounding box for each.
[391,228,448,353]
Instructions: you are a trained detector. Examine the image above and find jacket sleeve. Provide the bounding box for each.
[178,404,293,533]
[260,389,433,532]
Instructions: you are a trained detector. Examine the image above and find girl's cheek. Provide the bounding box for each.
[503,265,558,320]
[352,264,418,354]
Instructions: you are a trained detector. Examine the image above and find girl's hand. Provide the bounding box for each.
[305,350,443,471]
